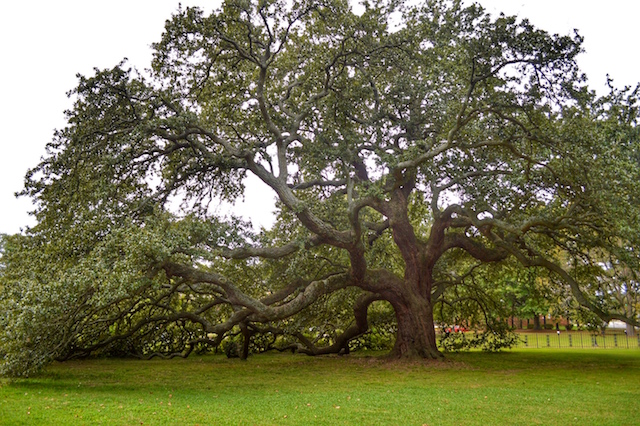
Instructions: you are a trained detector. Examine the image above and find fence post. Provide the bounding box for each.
[524,335,528,347]
[546,335,550,347]
[614,334,618,348]
[568,334,572,348]
[592,336,597,347]
[625,333,629,349]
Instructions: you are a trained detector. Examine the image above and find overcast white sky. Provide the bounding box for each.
[1,1,638,235]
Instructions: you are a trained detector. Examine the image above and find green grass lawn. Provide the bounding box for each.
[1,349,639,425]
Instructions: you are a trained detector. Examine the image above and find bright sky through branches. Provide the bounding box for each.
[1,0,638,235]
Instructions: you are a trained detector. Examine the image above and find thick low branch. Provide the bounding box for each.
[297,293,383,355]
[163,261,351,323]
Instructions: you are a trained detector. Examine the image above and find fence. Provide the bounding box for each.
[514,331,640,349]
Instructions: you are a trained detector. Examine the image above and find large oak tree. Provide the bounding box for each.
[2,0,639,376]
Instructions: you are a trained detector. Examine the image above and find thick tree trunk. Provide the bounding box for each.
[387,292,442,359]
[239,323,251,360]
[626,322,636,337]
[372,185,446,360]
[533,314,541,330]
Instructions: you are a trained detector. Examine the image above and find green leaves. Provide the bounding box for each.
[2,0,639,374]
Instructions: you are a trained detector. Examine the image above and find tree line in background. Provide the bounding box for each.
[1,0,639,377]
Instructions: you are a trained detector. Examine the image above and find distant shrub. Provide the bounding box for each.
[439,323,519,352]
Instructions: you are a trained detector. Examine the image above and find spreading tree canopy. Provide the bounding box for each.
[2,0,639,376]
